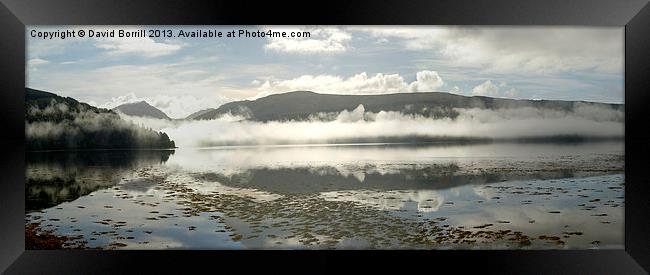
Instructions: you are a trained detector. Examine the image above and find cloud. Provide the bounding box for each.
[32,64,231,118]
[130,103,623,148]
[101,92,229,119]
[354,26,623,74]
[336,104,366,122]
[503,88,518,97]
[353,27,444,50]
[264,27,352,54]
[27,58,50,72]
[95,37,183,57]
[28,27,183,58]
[27,27,90,59]
[408,70,444,92]
[472,80,499,96]
[472,80,519,98]
[28,58,50,66]
[26,26,624,113]
[253,70,445,98]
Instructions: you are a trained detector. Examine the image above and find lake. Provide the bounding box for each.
[25,141,624,249]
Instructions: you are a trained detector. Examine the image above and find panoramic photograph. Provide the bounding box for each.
[25,26,624,249]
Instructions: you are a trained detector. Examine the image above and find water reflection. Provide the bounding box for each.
[26,150,174,211]
[25,142,624,249]
[180,142,622,194]
[165,141,623,173]
[321,189,445,212]
[193,165,580,194]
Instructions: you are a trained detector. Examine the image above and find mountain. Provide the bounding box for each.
[185,108,216,120]
[25,88,175,150]
[26,88,101,122]
[113,101,170,119]
[193,91,624,121]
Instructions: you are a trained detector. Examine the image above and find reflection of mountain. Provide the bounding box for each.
[25,88,175,150]
[26,150,174,212]
[27,150,174,167]
[194,91,624,121]
[113,101,171,119]
[192,165,578,195]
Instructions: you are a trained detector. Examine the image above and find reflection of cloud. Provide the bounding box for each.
[472,186,498,200]
[446,196,623,247]
[162,142,622,175]
[350,171,365,183]
[119,178,157,193]
[307,166,366,182]
[167,173,282,203]
[262,236,304,248]
[118,235,185,249]
[320,189,444,212]
[442,175,624,248]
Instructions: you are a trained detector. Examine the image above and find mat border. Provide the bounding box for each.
[1,0,649,273]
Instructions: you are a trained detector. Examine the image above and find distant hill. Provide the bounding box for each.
[25,88,175,150]
[26,88,104,123]
[193,91,624,121]
[113,101,170,119]
[185,108,216,120]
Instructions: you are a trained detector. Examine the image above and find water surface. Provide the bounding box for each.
[26,141,624,249]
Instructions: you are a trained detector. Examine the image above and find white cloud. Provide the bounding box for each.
[28,58,49,66]
[408,70,444,92]
[27,27,90,59]
[28,27,183,58]
[95,37,183,57]
[353,27,445,50]
[472,80,499,96]
[254,70,445,98]
[504,88,518,97]
[472,80,519,98]
[100,93,229,119]
[264,27,351,54]
[354,26,623,74]
[26,26,623,113]
[32,64,231,118]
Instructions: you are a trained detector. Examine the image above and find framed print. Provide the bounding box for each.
[1,0,649,273]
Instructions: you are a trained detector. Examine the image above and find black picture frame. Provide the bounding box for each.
[1,0,649,273]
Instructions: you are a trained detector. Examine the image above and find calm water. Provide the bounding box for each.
[25,141,624,249]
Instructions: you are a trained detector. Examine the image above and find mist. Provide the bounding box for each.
[117,103,623,148]
[26,102,175,150]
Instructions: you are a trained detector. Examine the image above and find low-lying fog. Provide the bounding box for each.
[119,103,623,148]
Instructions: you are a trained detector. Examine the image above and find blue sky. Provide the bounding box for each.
[27,26,624,118]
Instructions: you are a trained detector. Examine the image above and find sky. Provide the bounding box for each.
[27,26,624,119]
